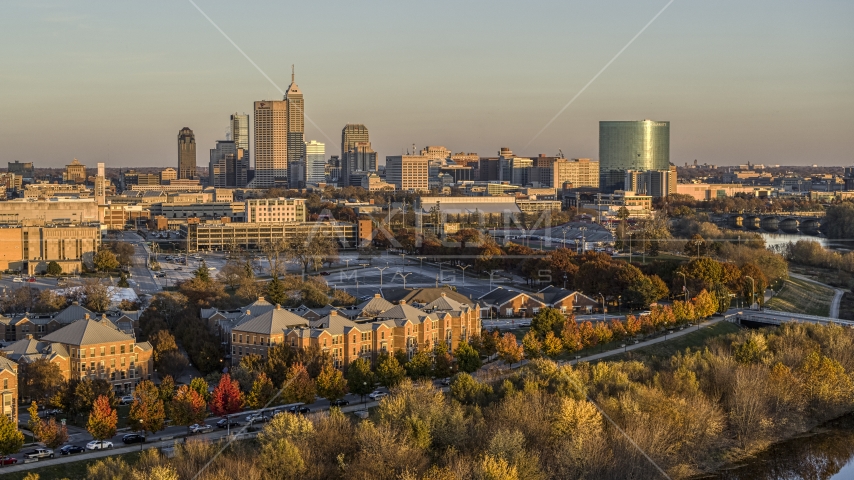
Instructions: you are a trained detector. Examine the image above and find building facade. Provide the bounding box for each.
[0,225,101,274]
[253,100,288,187]
[286,73,305,178]
[625,167,677,198]
[63,159,87,184]
[552,158,600,189]
[305,140,326,185]
[245,198,307,223]
[209,140,248,188]
[599,120,670,192]
[182,221,357,251]
[178,127,197,180]
[0,357,18,426]
[385,155,429,192]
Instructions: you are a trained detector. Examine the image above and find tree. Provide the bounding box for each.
[157,350,189,379]
[672,300,697,326]
[194,260,211,282]
[561,317,583,352]
[405,351,433,381]
[19,358,63,405]
[87,395,118,441]
[217,260,246,290]
[432,343,453,379]
[27,402,41,437]
[455,341,482,373]
[0,413,24,457]
[36,289,67,312]
[93,249,119,272]
[624,315,642,337]
[712,282,732,314]
[450,373,493,406]
[543,331,564,357]
[117,272,130,288]
[149,330,179,364]
[46,261,62,276]
[346,358,375,401]
[246,373,277,409]
[266,276,287,306]
[37,418,67,449]
[693,289,718,319]
[210,373,243,417]
[189,377,210,402]
[82,279,111,312]
[281,363,316,405]
[170,385,208,437]
[315,363,348,403]
[128,380,166,438]
[496,333,523,369]
[522,331,542,359]
[375,352,406,387]
[530,307,565,338]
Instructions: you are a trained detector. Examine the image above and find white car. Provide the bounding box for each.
[86,440,113,450]
[119,395,134,405]
[190,423,213,434]
[368,391,387,401]
[12,277,23,283]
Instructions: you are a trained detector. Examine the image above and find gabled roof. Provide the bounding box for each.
[350,294,395,318]
[381,287,475,307]
[40,319,133,346]
[241,297,276,317]
[1,338,68,362]
[52,304,95,324]
[424,294,468,313]
[375,303,427,324]
[309,313,357,335]
[234,307,308,335]
[538,286,576,305]
[478,287,546,307]
[0,356,18,373]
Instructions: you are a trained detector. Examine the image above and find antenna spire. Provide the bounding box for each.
[291,64,294,83]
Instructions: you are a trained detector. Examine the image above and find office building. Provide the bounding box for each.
[63,159,87,184]
[230,113,250,151]
[0,224,100,274]
[342,142,377,187]
[553,158,600,189]
[385,155,429,192]
[288,160,306,189]
[599,120,670,192]
[420,146,451,163]
[160,168,178,183]
[253,100,288,187]
[209,140,247,188]
[845,167,854,191]
[305,140,326,185]
[0,199,99,225]
[8,161,34,178]
[181,221,357,251]
[245,198,306,223]
[625,167,677,198]
[286,71,305,178]
[178,127,197,180]
[341,124,370,158]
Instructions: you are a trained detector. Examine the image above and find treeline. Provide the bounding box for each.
[787,239,854,274]
[69,322,854,480]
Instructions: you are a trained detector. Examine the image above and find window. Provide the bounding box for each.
[110,359,115,368]
[110,346,116,355]
[90,348,95,357]
[121,357,126,367]
[232,333,236,342]
[100,347,106,356]
[120,345,126,354]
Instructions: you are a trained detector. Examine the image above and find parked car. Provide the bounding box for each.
[119,395,134,405]
[0,455,18,465]
[25,448,54,459]
[216,418,241,429]
[368,391,387,400]
[329,399,349,407]
[246,413,270,424]
[59,445,85,455]
[288,406,311,415]
[122,434,145,444]
[319,271,330,276]
[440,378,451,386]
[190,423,213,434]
[86,440,113,450]
[12,277,23,283]
[27,277,36,282]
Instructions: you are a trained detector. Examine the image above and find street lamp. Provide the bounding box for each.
[677,272,688,302]
[457,264,470,286]
[416,256,425,270]
[344,259,352,270]
[745,275,756,310]
[396,272,413,289]
[375,266,389,287]
[362,382,367,410]
[139,419,145,450]
[399,254,406,274]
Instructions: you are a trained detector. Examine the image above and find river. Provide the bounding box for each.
[702,412,854,479]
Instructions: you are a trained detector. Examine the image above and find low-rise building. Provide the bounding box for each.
[0,356,18,426]
[0,225,101,274]
[245,198,306,223]
[0,199,99,226]
[181,221,358,251]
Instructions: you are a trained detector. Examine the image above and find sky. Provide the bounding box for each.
[1,0,852,168]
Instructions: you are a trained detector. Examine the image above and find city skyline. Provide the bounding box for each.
[1,1,852,168]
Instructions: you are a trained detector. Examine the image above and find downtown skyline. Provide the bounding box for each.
[1,0,852,168]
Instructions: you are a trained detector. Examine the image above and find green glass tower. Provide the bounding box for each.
[599,120,670,192]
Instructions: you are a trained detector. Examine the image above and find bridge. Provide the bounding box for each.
[724,212,825,234]
[732,309,854,328]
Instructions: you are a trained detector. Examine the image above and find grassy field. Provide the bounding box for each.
[601,321,741,363]
[766,277,836,317]
[840,292,854,321]
[3,451,144,480]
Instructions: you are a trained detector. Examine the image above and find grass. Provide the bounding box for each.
[766,277,836,317]
[840,292,854,321]
[601,321,741,363]
[3,451,144,480]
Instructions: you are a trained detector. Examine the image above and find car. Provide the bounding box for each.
[44,408,63,417]
[122,433,146,444]
[216,418,242,429]
[25,448,54,459]
[27,277,36,282]
[190,423,213,434]
[368,391,387,401]
[319,271,330,276]
[440,378,451,386]
[59,445,85,455]
[119,395,134,405]
[329,399,349,407]
[246,414,270,424]
[0,455,18,465]
[86,440,113,450]
[288,405,311,415]
[12,277,23,283]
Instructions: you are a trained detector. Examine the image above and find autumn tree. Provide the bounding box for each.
[432,342,453,379]
[522,331,542,359]
[315,363,348,403]
[210,373,244,417]
[561,317,583,352]
[87,395,118,441]
[0,412,24,457]
[496,333,523,369]
[246,373,277,409]
[128,380,166,438]
[454,341,482,373]
[543,331,564,357]
[693,289,718,319]
[282,363,316,405]
[189,377,210,402]
[93,249,119,272]
[170,385,208,436]
[19,358,63,405]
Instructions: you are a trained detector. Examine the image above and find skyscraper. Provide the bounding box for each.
[340,124,375,187]
[286,70,305,178]
[230,113,249,151]
[341,124,370,159]
[305,140,326,185]
[252,100,288,187]
[599,120,670,192]
[94,162,106,205]
[385,155,429,192]
[210,140,246,188]
[178,127,197,180]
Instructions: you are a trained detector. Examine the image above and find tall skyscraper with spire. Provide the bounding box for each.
[177,127,196,179]
[286,66,305,182]
[251,67,305,188]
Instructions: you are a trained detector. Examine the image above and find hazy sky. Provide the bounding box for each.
[1,0,852,168]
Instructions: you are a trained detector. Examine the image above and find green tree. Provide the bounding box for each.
[455,341,482,373]
[432,343,453,379]
[93,249,120,272]
[530,307,565,338]
[117,272,129,288]
[128,380,166,438]
[87,395,117,441]
[405,351,433,381]
[170,385,208,437]
[189,377,210,402]
[375,352,406,387]
[315,363,348,403]
[346,358,375,401]
[0,413,24,457]
[46,261,62,276]
[266,276,287,305]
[712,282,732,314]
[194,260,211,282]
[522,330,542,359]
[450,373,493,406]
[246,373,277,409]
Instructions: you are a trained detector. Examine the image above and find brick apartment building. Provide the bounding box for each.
[0,357,18,427]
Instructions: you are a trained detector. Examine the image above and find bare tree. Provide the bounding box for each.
[260,239,289,277]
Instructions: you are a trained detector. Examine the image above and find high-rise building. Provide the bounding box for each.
[252,100,288,187]
[178,127,197,180]
[305,140,326,185]
[230,113,249,151]
[7,161,34,178]
[343,142,378,186]
[94,162,106,205]
[286,71,305,179]
[160,168,178,184]
[341,124,370,159]
[844,167,854,191]
[385,155,429,192]
[625,167,677,198]
[420,146,451,163]
[210,140,247,188]
[599,120,670,192]
[63,159,86,184]
[552,158,600,189]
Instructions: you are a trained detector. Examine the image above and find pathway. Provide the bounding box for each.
[790,273,844,319]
